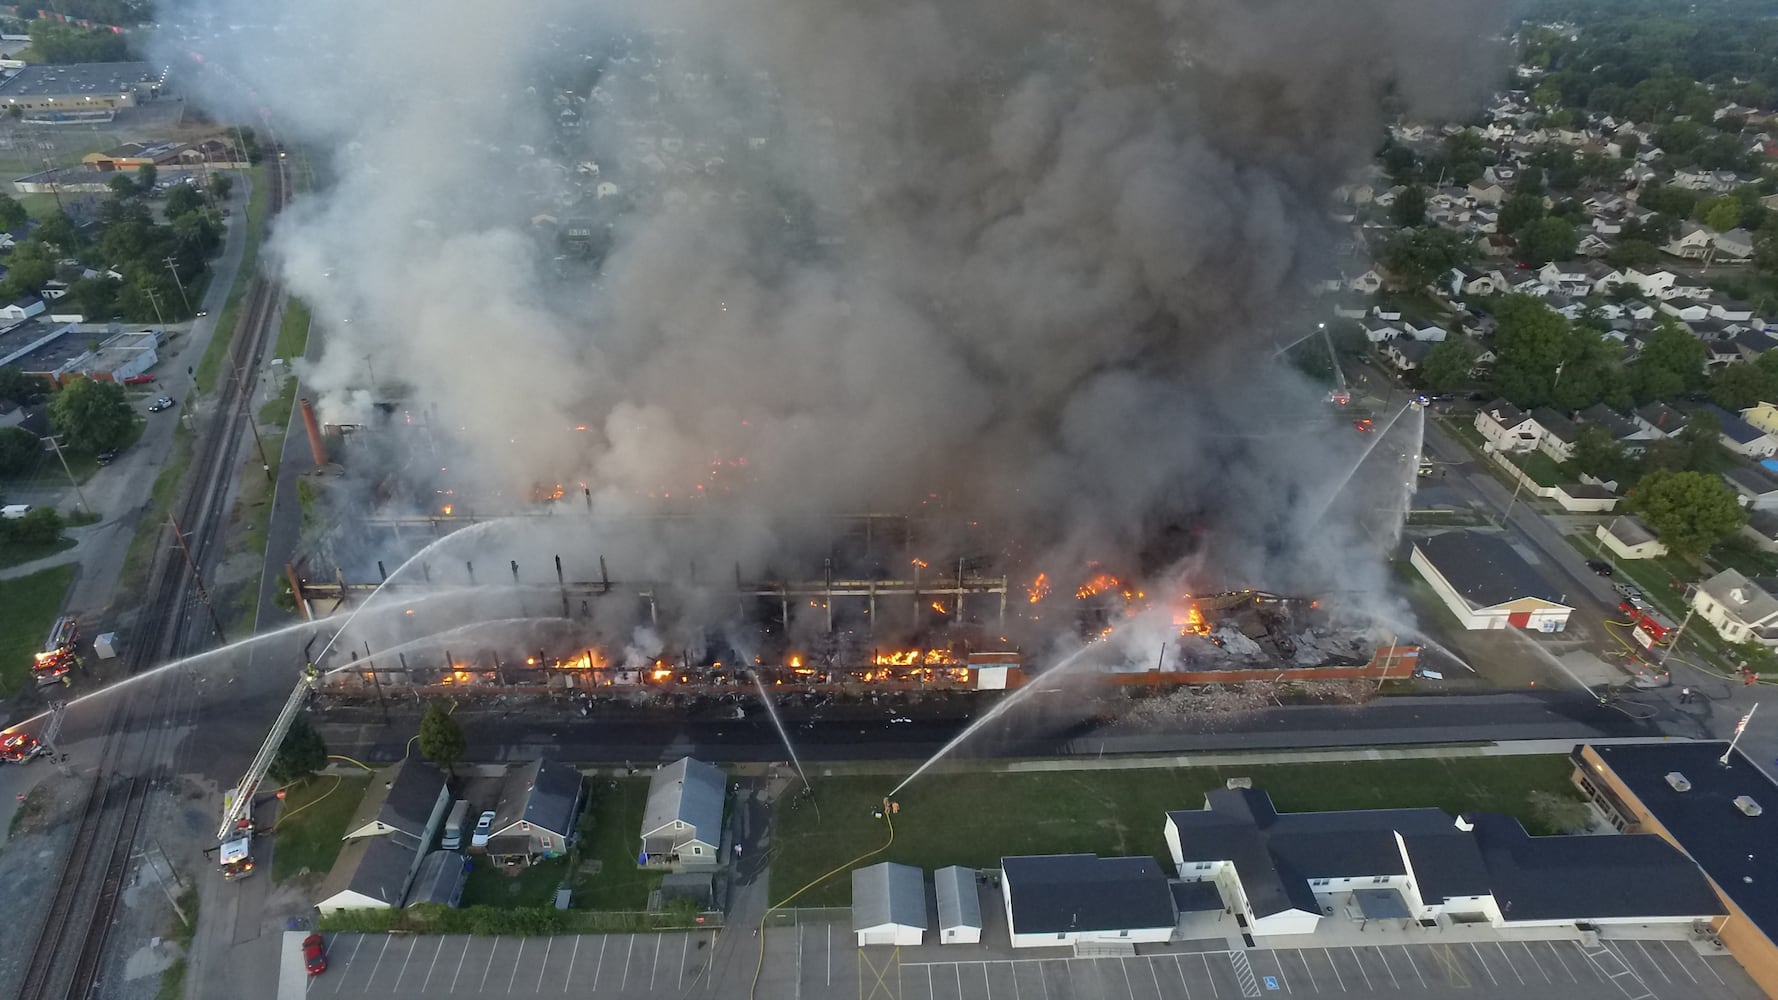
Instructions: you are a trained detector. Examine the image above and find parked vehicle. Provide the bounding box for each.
[302,934,327,975]
[95,449,117,466]
[148,396,176,413]
[441,799,470,851]
[1614,582,1641,601]
[2,504,32,519]
[1,731,49,763]
[122,374,155,385]
[471,810,496,848]
[1587,560,1614,577]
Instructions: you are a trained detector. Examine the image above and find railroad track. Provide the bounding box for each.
[18,153,291,1000]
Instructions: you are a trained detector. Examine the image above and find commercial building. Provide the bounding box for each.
[69,328,159,384]
[852,862,927,946]
[1409,531,1573,631]
[1573,742,1778,996]
[1000,854,1176,949]
[0,62,167,116]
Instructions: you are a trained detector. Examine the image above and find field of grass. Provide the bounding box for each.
[223,455,279,636]
[771,756,1583,906]
[258,375,296,426]
[460,778,662,911]
[0,563,76,695]
[194,164,269,395]
[1513,449,1565,488]
[275,297,311,362]
[271,774,369,881]
[117,422,193,595]
[1,419,146,488]
[0,535,75,570]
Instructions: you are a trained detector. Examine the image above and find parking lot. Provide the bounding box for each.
[302,930,1763,1000]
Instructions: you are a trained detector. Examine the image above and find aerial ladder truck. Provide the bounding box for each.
[216,662,322,879]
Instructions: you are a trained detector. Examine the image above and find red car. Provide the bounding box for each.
[123,374,155,385]
[302,933,327,975]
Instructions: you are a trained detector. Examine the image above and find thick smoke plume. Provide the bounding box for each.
[160,1,1504,645]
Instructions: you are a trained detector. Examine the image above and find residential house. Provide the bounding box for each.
[1404,323,1448,343]
[1166,784,1721,938]
[1364,323,1403,344]
[1732,330,1778,362]
[1347,269,1384,294]
[1710,405,1778,458]
[1574,742,1778,999]
[1537,262,1591,297]
[1577,233,1611,257]
[1380,339,1431,373]
[1722,464,1778,511]
[1551,482,1621,513]
[1663,224,1717,260]
[935,866,984,945]
[1742,402,1778,438]
[342,759,450,842]
[1530,407,1580,462]
[1744,510,1778,551]
[640,756,726,868]
[316,835,421,915]
[1449,268,1498,298]
[1707,339,1746,369]
[1594,517,1668,560]
[483,758,585,866]
[1660,300,1711,323]
[1467,181,1506,206]
[1578,403,1656,454]
[1633,402,1689,438]
[1715,229,1757,264]
[1691,569,1778,645]
[1410,531,1573,631]
[852,863,927,946]
[0,297,45,322]
[1474,400,1540,453]
[1000,855,1176,949]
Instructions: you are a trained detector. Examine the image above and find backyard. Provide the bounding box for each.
[460,777,663,911]
[271,774,370,881]
[770,756,1586,906]
[0,563,76,694]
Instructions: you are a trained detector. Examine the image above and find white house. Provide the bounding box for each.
[1537,262,1590,296]
[853,863,927,946]
[1714,228,1756,263]
[342,759,449,842]
[641,756,726,868]
[1595,518,1668,560]
[1530,407,1580,463]
[1380,339,1431,373]
[0,296,45,322]
[1664,224,1716,260]
[1692,569,1778,646]
[1474,400,1540,453]
[935,866,983,945]
[1722,465,1778,511]
[1467,181,1506,206]
[1347,269,1384,294]
[315,835,421,915]
[1410,532,1573,632]
[1001,855,1176,949]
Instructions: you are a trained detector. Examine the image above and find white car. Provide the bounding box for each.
[471,810,496,847]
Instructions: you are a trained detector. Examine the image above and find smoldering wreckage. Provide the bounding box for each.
[179,0,1506,723]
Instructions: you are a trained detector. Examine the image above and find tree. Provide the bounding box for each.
[1605,240,1660,269]
[1515,165,1544,196]
[1701,196,1742,234]
[1391,184,1427,228]
[1629,321,1706,403]
[1709,361,1778,410]
[418,702,466,774]
[1514,217,1578,264]
[163,183,203,220]
[2,506,62,545]
[25,20,129,63]
[1498,193,1546,235]
[1629,469,1747,560]
[1419,337,1480,393]
[108,174,138,201]
[1381,143,1418,182]
[48,377,133,453]
[136,163,157,194]
[268,715,328,783]
[1381,227,1476,290]
[0,426,38,475]
[1489,295,1572,407]
[0,365,49,406]
[1570,426,1632,484]
[0,193,26,232]
[210,173,235,200]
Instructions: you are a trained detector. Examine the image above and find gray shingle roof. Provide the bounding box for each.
[1697,568,1778,627]
[642,757,726,842]
[1415,532,1567,609]
[1470,813,1723,922]
[1001,855,1175,934]
[1603,517,1657,547]
[852,862,927,931]
[318,832,419,909]
[371,759,446,838]
[935,865,982,932]
[492,758,583,839]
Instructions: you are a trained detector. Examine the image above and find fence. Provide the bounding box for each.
[316,904,724,936]
[763,907,852,928]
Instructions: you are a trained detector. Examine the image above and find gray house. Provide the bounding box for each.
[853,862,928,946]
[344,758,450,841]
[485,758,585,866]
[641,757,727,868]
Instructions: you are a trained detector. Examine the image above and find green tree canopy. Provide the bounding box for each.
[1700,196,1743,233]
[210,173,235,200]
[2,506,62,545]
[1605,240,1660,269]
[0,193,27,232]
[25,20,129,63]
[1489,295,1572,407]
[163,182,204,219]
[1381,227,1477,291]
[0,365,49,406]
[1709,361,1778,410]
[48,377,133,452]
[1419,337,1481,393]
[1391,184,1427,228]
[1514,217,1579,264]
[0,425,39,476]
[418,701,466,774]
[1629,321,1706,403]
[1629,468,1747,560]
[268,715,328,784]
[1498,193,1546,235]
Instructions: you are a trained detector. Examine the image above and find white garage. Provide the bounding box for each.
[935,865,983,944]
[852,862,927,947]
[1410,531,1573,632]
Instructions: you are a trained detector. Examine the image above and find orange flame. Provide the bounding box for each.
[931,601,947,614]
[441,504,454,516]
[1026,572,1051,604]
[650,668,674,682]
[1174,601,1211,636]
[1076,573,1119,599]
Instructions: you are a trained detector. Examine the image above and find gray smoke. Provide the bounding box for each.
[157,1,1505,644]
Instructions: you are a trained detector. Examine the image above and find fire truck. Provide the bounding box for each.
[1619,599,1677,650]
[219,785,257,880]
[32,616,80,687]
[1,730,48,764]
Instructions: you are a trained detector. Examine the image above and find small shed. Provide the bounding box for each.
[852,862,927,946]
[935,866,982,944]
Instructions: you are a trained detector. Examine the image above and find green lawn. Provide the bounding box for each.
[258,374,297,426]
[117,422,193,595]
[275,297,311,362]
[772,756,1583,906]
[1,419,146,488]
[0,564,76,695]
[1710,536,1778,578]
[1513,450,1564,489]
[195,163,269,395]
[459,778,662,911]
[271,774,369,881]
[0,535,75,570]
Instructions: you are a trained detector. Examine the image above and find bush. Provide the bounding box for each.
[1,506,62,545]
[0,426,40,476]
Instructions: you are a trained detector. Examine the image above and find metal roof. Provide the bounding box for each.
[934,865,981,931]
[852,862,927,931]
[1000,855,1174,934]
[1415,531,1567,609]
[642,756,726,841]
[1470,812,1724,922]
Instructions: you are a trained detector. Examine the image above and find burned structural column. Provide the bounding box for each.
[299,398,327,466]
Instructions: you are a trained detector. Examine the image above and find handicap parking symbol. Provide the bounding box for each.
[1264,976,1279,991]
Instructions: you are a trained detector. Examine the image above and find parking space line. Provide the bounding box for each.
[450,935,470,992]
[507,938,527,994]
[1295,951,1318,994]
[332,934,365,995]
[989,962,1001,1000]
[1468,943,1498,986]
[621,934,634,991]
[1397,946,1425,989]
[679,934,690,991]
[1145,956,1162,1000]
[1699,954,1726,985]
[1491,942,1523,985]
[566,936,582,993]
[393,935,417,990]
[1037,960,1051,1000]
[1635,942,1671,984]
[1118,957,1134,1000]
[480,936,501,993]
[1322,949,1345,992]
[366,936,392,991]
[955,960,964,998]
[828,924,833,987]
[651,934,663,992]
[1658,942,1696,984]
[1545,941,1576,983]
[1517,941,1549,983]
[537,936,554,992]
[1267,950,1292,994]
[1570,941,1603,980]
[594,934,608,990]
[421,936,446,993]
[1170,955,1191,998]
[1348,949,1373,992]
[1011,960,1023,1000]
[927,963,935,1000]
[1373,947,1398,990]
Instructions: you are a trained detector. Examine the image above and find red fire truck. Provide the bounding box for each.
[31,616,79,686]
[1,730,48,764]
[1619,599,1677,649]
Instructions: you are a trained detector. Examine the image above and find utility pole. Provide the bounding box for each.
[168,512,227,645]
[143,286,167,327]
[1658,591,1698,669]
[41,434,90,513]
[243,410,272,481]
[162,256,192,315]
[1495,468,1527,527]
